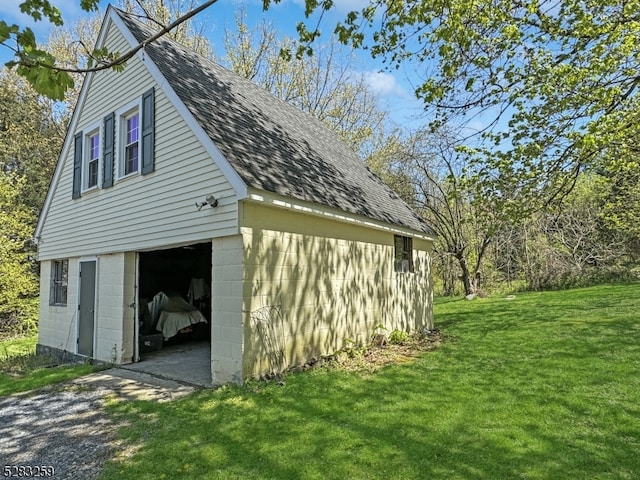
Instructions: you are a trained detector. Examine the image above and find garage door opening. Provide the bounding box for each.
[131,241,212,385]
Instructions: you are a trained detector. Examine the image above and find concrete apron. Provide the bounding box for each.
[67,341,212,402]
[119,340,213,389]
[69,368,197,402]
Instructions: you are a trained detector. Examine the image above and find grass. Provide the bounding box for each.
[99,283,640,480]
[0,335,101,396]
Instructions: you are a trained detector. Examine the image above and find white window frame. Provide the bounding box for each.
[394,235,415,273]
[82,121,102,192]
[115,98,142,180]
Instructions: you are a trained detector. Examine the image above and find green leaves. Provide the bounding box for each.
[280,0,640,219]
[2,3,75,100]
[16,63,73,101]
[79,0,99,11]
[10,42,74,101]
[19,0,63,26]
[0,21,19,44]
[87,47,124,71]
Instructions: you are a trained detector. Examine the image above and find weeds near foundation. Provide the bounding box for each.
[388,329,411,344]
[327,329,445,373]
[284,329,445,376]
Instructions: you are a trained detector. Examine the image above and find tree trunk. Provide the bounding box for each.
[457,254,474,296]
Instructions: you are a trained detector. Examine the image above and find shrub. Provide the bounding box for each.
[389,329,410,345]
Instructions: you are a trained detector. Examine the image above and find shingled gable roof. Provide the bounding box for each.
[115,9,434,236]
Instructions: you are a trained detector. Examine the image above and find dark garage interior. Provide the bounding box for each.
[137,242,212,355]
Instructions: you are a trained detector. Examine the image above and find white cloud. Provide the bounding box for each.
[364,70,409,98]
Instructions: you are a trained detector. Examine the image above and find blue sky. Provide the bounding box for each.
[0,0,426,128]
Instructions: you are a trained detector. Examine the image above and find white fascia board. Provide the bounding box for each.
[108,9,248,200]
[244,189,436,241]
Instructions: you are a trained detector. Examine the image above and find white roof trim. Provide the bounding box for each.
[35,6,248,242]
[244,189,436,241]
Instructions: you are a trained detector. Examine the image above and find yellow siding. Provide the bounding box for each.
[38,22,238,260]
[240,202,433,379]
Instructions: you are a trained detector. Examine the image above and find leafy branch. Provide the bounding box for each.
[0,0,220,99]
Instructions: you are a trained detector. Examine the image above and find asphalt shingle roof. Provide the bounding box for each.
[117,10,434,235]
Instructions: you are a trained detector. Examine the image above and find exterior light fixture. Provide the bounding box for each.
[196,194,218,210]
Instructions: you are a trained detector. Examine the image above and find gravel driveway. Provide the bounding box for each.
[0,369,196,479]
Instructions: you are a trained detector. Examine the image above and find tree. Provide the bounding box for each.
[0,68,64,337]
[505,174,633,290]
[0,173,38,338]
[365,132,416,205]
[0,68,64,214]
[223,11,388,157]
[368,126,504,296]
[596,130,640,250]
[281,0,640,217]
[120,0,214,58]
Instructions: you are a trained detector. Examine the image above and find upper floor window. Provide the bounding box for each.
[84,129,100,190]
[117,102,141,178]
[123,111,140,176]
[72,87,155,199]
[394,235,414,273]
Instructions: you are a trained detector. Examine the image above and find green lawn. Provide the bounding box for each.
[100,283,640,479]
[0,335,100,396]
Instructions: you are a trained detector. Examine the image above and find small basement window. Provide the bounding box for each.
[50,259,68,305]
[394,235,414,273]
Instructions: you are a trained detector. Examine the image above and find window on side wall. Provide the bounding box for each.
[394,235,414,273]
[50,259,68,306]
[84,128,100,190]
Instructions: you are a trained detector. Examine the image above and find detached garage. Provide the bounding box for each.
[35,7,435,385]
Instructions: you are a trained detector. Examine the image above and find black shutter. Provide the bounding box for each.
[141,87,155,175]
[102,112,115,188]
[72,132,83,199]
